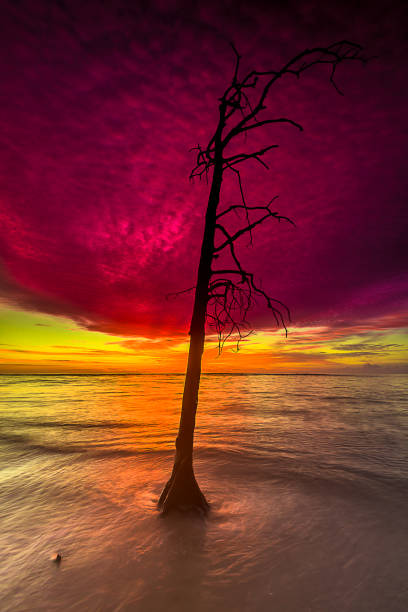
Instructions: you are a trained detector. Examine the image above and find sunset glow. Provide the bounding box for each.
[0,1,406,374]
[1,306,406,374]
[1,4,408,611]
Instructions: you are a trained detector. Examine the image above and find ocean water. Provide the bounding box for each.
[0,373,407,612]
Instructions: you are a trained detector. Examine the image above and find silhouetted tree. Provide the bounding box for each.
[158,41,368,514]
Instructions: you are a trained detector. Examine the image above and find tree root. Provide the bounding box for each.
[158,458,209,515]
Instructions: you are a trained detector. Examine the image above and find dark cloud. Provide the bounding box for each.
[0,0,407,336]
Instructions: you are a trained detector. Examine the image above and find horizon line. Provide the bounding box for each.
[0,372,394,377]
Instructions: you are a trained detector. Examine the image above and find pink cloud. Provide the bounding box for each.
[0,0,407,337]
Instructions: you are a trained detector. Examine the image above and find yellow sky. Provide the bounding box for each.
[1,305,407,374]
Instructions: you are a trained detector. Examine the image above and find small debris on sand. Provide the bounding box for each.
[53,553,62,564]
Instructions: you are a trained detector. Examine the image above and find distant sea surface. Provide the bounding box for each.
[1,374,407,612]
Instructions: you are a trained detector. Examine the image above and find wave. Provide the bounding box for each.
[197,447,408,499]
[0,431,172,458]
[2,430,407,500]
[0,418,141,429]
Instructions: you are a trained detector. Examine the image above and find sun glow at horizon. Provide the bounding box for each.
[1,305,407,375]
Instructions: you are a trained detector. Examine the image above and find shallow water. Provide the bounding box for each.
[1,374,407,611]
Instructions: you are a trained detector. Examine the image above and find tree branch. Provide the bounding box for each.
[224,117,303,146]
[223,144,279,168]
[185,40,369,351]
[214,207,294,252]
[216,196,279,219]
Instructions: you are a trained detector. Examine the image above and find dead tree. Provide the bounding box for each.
[158,41,368,514]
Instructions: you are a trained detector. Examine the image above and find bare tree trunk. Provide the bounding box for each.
[158,157,223,514]
[157,41,368,514]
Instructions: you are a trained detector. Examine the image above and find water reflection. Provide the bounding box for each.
[0,374,407,611]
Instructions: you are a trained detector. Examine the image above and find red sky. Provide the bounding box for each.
[0,0,407,373]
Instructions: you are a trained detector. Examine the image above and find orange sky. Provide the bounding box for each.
[1,305,406,374]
